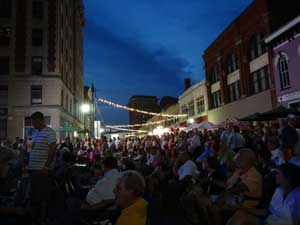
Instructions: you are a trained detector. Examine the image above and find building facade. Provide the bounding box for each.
[128,96,159,125]
[203,0,300,124]
[179,80,208,124]
[265,16,300,109]
[0,0,85,140]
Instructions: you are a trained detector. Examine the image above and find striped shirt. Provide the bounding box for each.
[28,127,56,171]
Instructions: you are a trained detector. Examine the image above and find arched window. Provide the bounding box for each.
[210,64,219,84]
[226,53,239,74]
[278,54,290,89]
[249,33,266,61]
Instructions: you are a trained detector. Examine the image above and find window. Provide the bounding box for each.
[188,101,195,116]
[32,29,43,46]
[181,105,188,115]
[196,96,205,114]
[0,85,8,106]
[0,118,7,139]
[31,85,42,104]
[211,91,221,109]
[0,0,11,18]
[0,27,11,46]
[249,66,270,95]
[66,95,69,112]
[249,33,266,61]
[69,98,72,113]
[210,64,219,84]
[61,90,64,107]
[32,57,43,75]
[226,53,239,74]
[0,57,9,75]
[278,55,290,90]
[32,0,44,19]
[228,80,241,102]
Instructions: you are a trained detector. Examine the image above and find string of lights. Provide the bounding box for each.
[107,117,177,128]
[97,97,187,118]
[106,126,148,133]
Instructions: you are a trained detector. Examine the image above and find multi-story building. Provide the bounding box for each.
[203,0,300,124]
[83,85,95,134]
[265,15,300,109]
[179,80,208,125]
[128,96,159,125]
[0,0,85,140]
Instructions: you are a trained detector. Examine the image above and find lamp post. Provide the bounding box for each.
[81,103,90,135]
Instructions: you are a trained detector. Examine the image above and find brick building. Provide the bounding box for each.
[265,16,300,109]
[203,0,300,124]
[0,0,85,140]
[128,96,159,125]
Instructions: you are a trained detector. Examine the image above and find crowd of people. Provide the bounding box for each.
[1,111,300,225]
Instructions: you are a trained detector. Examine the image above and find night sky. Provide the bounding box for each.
[84,0,252,125]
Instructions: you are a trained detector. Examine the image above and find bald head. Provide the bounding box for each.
[234,148,256,171]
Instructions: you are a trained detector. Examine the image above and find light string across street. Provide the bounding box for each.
[97,97,187,118]
[107,117,177,128]
[105,126,148,133]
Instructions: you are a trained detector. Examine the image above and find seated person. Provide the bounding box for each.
[85,157,121,208]
[212,148,262,209]
[114,170,148,225]
[227,163,300,225]
[175,152,199,181]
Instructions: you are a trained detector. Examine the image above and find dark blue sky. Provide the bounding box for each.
[84,0,252,125]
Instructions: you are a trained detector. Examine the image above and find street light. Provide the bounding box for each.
[80,104,90,113]
[188,118,195,124]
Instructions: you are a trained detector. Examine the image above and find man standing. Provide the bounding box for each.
[28,112,57,223]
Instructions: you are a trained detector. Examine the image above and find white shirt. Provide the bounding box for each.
[178,160,199,181]
[86,169,121,205]
[266,187,300,225]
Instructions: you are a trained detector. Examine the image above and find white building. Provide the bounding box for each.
[178,80,208,124]
[0,0,85,140]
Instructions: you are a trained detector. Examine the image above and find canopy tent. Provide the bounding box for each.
[59,126,78,132]
[260,105,300,119]
[240,113,269,121]
[78,129,92,134]
[217,117,247,129]
[185,121,216,131]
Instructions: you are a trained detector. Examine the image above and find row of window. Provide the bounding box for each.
[0,56,43,75]
[208,33,267,85]
[210,65,271,109]
[0,27,43,47]
[0,0,44,19]
[181,96,206,117]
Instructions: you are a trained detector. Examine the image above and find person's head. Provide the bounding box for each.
[279,118,289,128]
[179,152,191,164]
[103,156,118,173]
[234,148,256,172]
[232,125,240,133]
[114,171,145,209]
[288,114,298,127]
[0,148,14,178]
[15,137,20,143]
[276,163,300,190]
[267,136,280,151]
[30,112,45,130]
[65,137,71,144]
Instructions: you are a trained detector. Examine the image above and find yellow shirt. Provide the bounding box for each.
[227,167,262,208]
[116,198,148,225]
